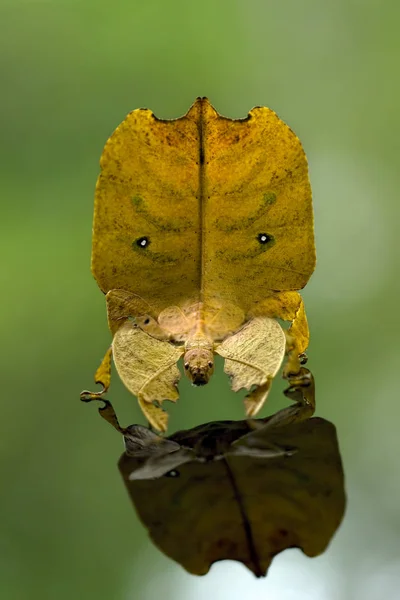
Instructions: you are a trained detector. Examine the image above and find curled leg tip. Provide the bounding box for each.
[80,383,107,403]
[80,392,110,412]
[80,391,94,403]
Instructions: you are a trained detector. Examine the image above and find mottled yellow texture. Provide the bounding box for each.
[85,98,316,428]
[92,97,315,315]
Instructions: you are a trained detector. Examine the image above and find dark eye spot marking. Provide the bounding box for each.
[165,469,180,478]
[257,233,273,244]
[208,361,213,368]
[143,318,150,325]
[135,236,150,248]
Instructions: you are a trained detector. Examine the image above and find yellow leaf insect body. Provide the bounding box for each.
[82,98,316,431]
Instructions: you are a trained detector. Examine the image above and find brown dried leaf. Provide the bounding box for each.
[118,413,345,577]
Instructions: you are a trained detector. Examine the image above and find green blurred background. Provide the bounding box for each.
[1,0,400,598]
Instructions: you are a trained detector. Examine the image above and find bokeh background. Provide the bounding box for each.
[1,0,400,598]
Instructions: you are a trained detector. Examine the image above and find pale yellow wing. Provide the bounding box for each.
[216,317,286,416]
[112,320,184,431]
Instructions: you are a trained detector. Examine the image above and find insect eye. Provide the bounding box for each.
[184,362,189,370]
[208,361,214,368]
[257,233,273,244]
[135,236,150,248]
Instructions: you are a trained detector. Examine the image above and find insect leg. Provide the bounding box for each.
[80,346,112,401]
[249,291,309,378]
[247,366,315,433]
[282,366,315,422]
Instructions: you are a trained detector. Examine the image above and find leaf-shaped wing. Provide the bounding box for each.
[112,321,183,430]
[215,317,286,415]
[216,317,286,390]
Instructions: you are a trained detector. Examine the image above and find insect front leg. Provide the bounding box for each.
[80,346,112,402]
[276,294,315,413]
[281,292,309,379]
[81,396,176,459]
